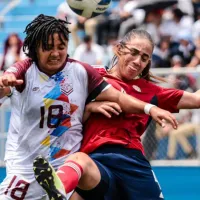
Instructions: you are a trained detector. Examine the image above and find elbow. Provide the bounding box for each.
[196,96,200,108]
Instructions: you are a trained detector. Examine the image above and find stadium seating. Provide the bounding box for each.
[0,0,64,53]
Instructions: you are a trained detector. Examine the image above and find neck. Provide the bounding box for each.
[108,65,122,80]
[109,70,122,80]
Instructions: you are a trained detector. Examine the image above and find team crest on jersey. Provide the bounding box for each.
[132,85,141,92]
[60,79,73,96]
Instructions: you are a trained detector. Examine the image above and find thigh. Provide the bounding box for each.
[0,173,47,200]
[120,169,164,200]
[115,156,164,200]
[94,160,121,200]
[92,148,164,200]
[69,192,84,200]
[75,156,120,200]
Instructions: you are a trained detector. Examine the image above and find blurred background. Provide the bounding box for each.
[0,0,200,199]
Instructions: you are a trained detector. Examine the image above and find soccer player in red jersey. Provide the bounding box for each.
[31,29,200,200]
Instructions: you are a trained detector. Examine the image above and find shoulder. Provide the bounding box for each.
[92,66,107,77]
[67,58,97,74]
[132,79,163,93]
[6,58,33,74]
[67,58,90,72]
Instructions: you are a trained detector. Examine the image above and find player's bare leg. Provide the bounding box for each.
[69,192,84,200]
[33,153,101,199]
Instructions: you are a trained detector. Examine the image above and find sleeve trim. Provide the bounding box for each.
[86,81,110,104]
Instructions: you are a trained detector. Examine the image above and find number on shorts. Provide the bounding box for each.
[4,175,30,200]
[40,105,63,128]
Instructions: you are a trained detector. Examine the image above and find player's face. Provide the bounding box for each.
[118,38,152,81]
[37,33,68,76]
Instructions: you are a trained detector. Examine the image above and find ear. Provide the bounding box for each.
[114,43,124,56]
[114,43,121,50]
[113,44,119,54]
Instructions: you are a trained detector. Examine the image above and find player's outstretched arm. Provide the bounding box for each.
[0,73,23,87]
[96,86,178,129]
[0,58,32,88]
[177,90,200,109]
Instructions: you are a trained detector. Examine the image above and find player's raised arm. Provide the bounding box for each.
[0,74,23,87]
[0,58,32,87]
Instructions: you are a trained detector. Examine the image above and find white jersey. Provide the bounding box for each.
[6,58,109,173]
[3,89,20,162]
[0,96,8,106]
[0,92,20,163]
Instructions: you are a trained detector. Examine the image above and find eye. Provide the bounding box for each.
[46,45,53,50]
[130,48,139,56]
[58,46,65,50]
[141,55,149,62]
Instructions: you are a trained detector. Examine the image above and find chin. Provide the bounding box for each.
[127,73,137,80]
[47,63,61,69]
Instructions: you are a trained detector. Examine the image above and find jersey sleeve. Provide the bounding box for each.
[92,66,107,76]
[80,62,110,103]
[156,86,184,113]
[4,58,32,92]
[4,58,32,80]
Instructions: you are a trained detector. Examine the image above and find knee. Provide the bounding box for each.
[66,152,93,174]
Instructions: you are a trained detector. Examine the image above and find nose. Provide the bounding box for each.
[133,55,142,65]
[50,50,59,57]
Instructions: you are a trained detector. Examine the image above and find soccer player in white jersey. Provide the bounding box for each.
[0,14,178,200]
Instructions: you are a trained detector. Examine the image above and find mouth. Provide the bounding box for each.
[48,59,60,64]
[128,65,138,72]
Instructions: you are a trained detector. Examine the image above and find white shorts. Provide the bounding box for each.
[0,160,73,200]
[0,173,48,200]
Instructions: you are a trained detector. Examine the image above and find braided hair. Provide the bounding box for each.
[23,14,70,62]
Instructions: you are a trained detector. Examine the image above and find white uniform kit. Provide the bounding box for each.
[0,58,109,199]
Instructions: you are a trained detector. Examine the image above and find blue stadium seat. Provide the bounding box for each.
[0,0,64,54]
[8,5,58,16]
[19,0,64,6]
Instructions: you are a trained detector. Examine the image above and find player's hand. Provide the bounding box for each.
[86,101,122,118]
[0,73,23,87]
[149,106,178,129]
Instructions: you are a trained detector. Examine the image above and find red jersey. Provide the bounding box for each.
[80,68,184,154]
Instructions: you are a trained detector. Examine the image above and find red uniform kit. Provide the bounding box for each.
[81,67,183,154]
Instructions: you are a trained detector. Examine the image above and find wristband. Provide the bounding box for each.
[7,87,13,97]
[144,104,156,115]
